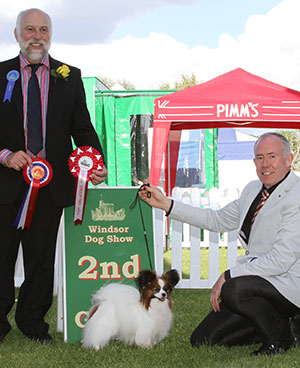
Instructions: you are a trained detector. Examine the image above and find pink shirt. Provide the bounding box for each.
[0,52,50,164]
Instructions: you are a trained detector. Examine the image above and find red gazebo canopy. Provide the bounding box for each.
[150,68,300,192]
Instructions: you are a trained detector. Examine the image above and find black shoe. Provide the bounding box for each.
[0,325,11,344]
[251,342,287,356]
[26,332,54,344]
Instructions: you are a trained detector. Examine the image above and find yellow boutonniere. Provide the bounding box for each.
[51,64,70,82]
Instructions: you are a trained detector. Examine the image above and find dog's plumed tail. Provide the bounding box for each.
[82,291,119,350]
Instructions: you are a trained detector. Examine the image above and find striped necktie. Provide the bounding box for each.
[27,63,43,155]
[250,189,270,228]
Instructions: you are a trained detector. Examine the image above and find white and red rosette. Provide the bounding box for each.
[68,146,103,225]
[14,158,53,229]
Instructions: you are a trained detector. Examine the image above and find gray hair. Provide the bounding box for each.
[254,132,291,156]
[15,8,52,38]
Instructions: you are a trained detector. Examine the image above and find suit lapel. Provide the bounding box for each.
[240,182,261,225]
[7,57,23,122]
[262,171,297,212]
[47,57,60,123]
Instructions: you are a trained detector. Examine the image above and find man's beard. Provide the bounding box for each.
[19,38,51,62]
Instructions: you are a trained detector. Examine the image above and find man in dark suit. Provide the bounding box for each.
[0,8,107,344]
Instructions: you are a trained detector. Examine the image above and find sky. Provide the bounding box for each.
[0,0,299,91]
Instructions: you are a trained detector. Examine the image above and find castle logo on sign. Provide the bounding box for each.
[91,200,126,221]
[216,102,259,118]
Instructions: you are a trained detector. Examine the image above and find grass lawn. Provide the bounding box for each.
[1,291,299,367]
[1,248,299,368]
[164,247,245,279]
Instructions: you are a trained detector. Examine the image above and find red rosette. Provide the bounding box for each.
[68,146,104,225]
[14,159,53,229]
[68,146,103,180]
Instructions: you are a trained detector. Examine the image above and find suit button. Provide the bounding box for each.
[245,250,249,255]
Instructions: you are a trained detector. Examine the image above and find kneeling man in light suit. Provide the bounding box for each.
[139,132,300,356]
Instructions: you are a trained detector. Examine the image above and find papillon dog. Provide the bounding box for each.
[82,269,180,349]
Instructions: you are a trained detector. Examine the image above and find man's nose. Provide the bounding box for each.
[32,29,42,38]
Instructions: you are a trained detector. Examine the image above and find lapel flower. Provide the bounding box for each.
[51,64,70,82]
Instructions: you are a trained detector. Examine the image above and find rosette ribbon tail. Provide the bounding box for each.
[14,178,40,229]
[68,145,103,225]
[74,168,89,225]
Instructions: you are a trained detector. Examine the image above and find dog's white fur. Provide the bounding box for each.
[82,270,179,349]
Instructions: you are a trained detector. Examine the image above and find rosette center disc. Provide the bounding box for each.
[23,159,53,188]
[31,165,45,180]
[78,155,94,171]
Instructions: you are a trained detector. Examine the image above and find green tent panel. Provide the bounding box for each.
[95,90,176,186]
[82,78,218,190]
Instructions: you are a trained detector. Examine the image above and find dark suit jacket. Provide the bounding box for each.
[0,55,104,207]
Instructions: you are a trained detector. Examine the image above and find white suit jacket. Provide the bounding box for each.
[169,171,300,308]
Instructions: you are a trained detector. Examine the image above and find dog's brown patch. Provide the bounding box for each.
[88,304,99,320]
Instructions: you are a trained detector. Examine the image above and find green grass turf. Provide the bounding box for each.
[2,248,299,368]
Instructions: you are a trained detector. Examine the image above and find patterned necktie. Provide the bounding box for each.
[250,189,270,228]
[27,63,43,155]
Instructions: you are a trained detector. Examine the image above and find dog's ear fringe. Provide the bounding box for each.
[135,269,157,290]
[163,269,180,289]
[135,269,180,291]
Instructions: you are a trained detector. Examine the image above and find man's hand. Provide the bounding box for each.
[210,272,226,312]
[90,165,108,186]
[5,151,32,171]
[138,184,173,212]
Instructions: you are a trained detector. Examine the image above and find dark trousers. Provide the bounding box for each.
[0,183,62,336]
[191,276,300,347]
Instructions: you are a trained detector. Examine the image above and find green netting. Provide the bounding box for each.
[205,128,219,190]
[94,91,175,186]
[82,79,219,190]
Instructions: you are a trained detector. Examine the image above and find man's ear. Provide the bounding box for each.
[287,153,294,169]
[14,28,19,42]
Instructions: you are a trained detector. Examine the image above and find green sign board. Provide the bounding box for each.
[63,187,154,342]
